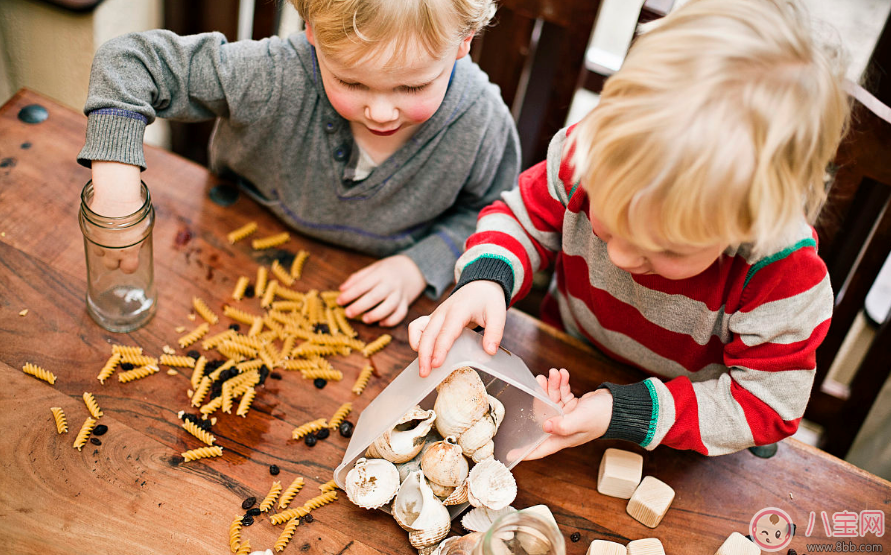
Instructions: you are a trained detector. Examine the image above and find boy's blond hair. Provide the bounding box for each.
[570,0,850,256]
[291,0,495,66]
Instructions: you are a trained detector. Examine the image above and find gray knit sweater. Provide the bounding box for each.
[78,30,521,297]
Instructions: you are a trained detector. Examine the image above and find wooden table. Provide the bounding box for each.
[1,89,888,555]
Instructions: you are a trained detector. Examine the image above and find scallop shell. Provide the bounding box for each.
[434,367,489,438]
[366,406,437,464]
[466,459,517,511]
[460,506,516,533]
[433,532,484,555]
[345,458,400,510]
[421,436,469,488]
[393,470,451,550]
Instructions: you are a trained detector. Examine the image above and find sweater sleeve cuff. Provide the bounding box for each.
[77,110,148,170]
[598,381,657,447]
[453,256,513,307]
[401,231,462,299]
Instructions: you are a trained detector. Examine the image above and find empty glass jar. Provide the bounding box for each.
[475,506,566,555]
[80,180,157,332]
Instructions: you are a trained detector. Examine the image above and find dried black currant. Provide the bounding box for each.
[187,350,200,359]
[270,372,282,380]
[228,323,241,331]
[206,359,224,371]
[313,378,327,389]
[312,323,329,334]
[338,421,354,438]
[246,508,261,517]
[315,428,330,440]
[258,365,270,385]
[121,362,134,371]
[242,497,257,510]
[570,532,581,543]
[304,513,314,523]
[243,285,255,298]
[92,424,109,436]
[304,434,318,447]
[269,464,280,475]
[211,382,224,398]
[242,515,254,526]
[90,437,102,446]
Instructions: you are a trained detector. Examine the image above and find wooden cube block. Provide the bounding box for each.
[626,538,665,555]
[627,476,675,528]
[587,539,628,555]
[715,532,759,555]
[597,448,644,499]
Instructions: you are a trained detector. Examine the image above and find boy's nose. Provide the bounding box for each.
[365,100,398,124]
[606,238,646,272]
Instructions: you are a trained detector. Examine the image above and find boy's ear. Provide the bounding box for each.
[305,24,316,47]
[455,34,473,60]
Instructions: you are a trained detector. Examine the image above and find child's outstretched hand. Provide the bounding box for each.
[338,255,426,327]
[408,280,506,377]
[524,368,613,460]
[88,161,145,273]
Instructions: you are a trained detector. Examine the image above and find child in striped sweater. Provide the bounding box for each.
[408,0,850,456]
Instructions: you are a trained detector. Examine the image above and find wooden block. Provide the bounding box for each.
[597,448,644,499]
[627,476,675,528]
[715,532,759,555]
[587,539,628,555]
[626,538,665,555]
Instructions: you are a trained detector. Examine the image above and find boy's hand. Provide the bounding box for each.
[338,255,426,327]
[88,161,144,273]
[408,280,506,377]
[524,368,613,460]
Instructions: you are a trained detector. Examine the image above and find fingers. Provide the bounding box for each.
[546,368,562,405]
[380,299,409,328]
[119,247,140,274]
[481,302,506,354]
[408,316,430,351]
[343,282,391,319]
[535,374,547,390]
[523,435,578,461]
[361,291,401,324]
[416,309,448,377]
[431,311,469,372]
[338,262,375,296]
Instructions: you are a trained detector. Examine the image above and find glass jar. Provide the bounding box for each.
[474,506,566,555]
[79,180,157,332]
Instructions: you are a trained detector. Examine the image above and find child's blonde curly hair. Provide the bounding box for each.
[291,0,495,66]
[570,0,850,256]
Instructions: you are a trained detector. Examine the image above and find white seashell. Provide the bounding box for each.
[434,367,489,438]
[457,395,505,460]
[471,442,495,463]
[466,459,517,511]
[421,436,469,488]
[393,470,451,549]
[366,406,437,464]
[488,395,505,430]
[460,506,516,533]
[434,532,484,555]
[428,481,455,499]
[441,480,469,506]
[345,458,400,509]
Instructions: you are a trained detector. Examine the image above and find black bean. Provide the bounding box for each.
[313,378,327,389]
[187,350,200,359]
[258,365,270,385]
[269,464,280,475]
[182,413,198,423]
[206,359,224,371]
[313,324,329,334]
[338,421,354,438]
[304,434,318,447]
[93,424,109,436]
[228,323,241,331]
[223,368,239,381]
[198,420,213,432]
[90,437,102,446]
[570,532,581,543]
[243,285,255,298]
[242,497,257,510]
[242,515,254,526]
[246,508,261,516]
[304,513,314,523]
[211,382,224,398]
[270,372,282,380]
[121,362,134,371]
[315,428,330,440]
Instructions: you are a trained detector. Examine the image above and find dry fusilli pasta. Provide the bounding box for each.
[112,345,142,357]
[178,322,210,348]
[224,305,260,325]
[260,481,282,512]
[269,506,310,525]
[235,539,251,555]
[333,308,356,338]
[203,328,236,350]
[292,418,328,440]
[231,276,250,301]
[274,517,300,552]
[291,250,309,279]
[247,316,264,337]
[252,231,290,250]
[300,368,343,381]
[193,296,219,324]
[119,353,159,366]
[200,396,223,416]
[73,416,97,451]
[183,419,216,445]
[261,280,278,308]
[97,352,121,384]
[319,479,338,493]
[50,407,68,434]
[351,365,374,395]
[82,392,103,418]
[279,476,305,509]
[227,221,257,244]
[160,354,196,368]
[22,362,56,385]
[256,266,268,297]
[229,515,243,553]
[191,356,208,390]
[192,376,212,407]
[328,402,352,430]
[236,387,256,418]
[362,334,392,357]
[302,490,337,511]
[271,259,295,287]
[181,445,223,462]
[118,365,159,383]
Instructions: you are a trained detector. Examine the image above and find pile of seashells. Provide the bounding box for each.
[344,367,519,554]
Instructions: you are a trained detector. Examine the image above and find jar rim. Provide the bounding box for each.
[80,180,153,228]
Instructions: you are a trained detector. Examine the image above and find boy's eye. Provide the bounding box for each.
[401,84,429,94]
[337,78,363,90]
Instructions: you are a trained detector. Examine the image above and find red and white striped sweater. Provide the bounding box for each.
[455,129,833,455]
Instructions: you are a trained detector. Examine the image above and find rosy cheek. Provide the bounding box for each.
[325,89,358,120]
[402,98,439,124]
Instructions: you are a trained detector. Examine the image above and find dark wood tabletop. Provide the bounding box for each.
[1,89,888,555]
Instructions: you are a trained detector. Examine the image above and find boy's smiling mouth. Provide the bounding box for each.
[367,126,401,136]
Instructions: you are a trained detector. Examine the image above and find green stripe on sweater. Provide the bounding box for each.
[743,238,817,289]
[641,379,659,448]
[465,253,514,272]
